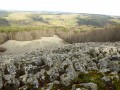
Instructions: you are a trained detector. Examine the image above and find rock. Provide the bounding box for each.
[72,84,81,90]
[24,64,38,74]
[60,74,72,86]
[98,58,109,69]
[109,61,120,72]
[7,62,17,74]
[99,69,110,73]
[0,42,120,89]
[47,67,59,81]
[109,72,119,80]
[0,72,3,89]
[3,74,20,90]
[46,83,54,90]
[73,61,86,73]
[87,61,98,71]
[27,77,39,88]
[99,46,118,56]
[101,76,111,82]
[19,85,28,90]
[53,80,60,84]
[75,88,81,90]
[45,56,54,67]
[110,55,120,61]
[35,69,45,80]
[80,82,97,90]
[20,74,28,84]
[66,65,78,80]
[72,82,97,90]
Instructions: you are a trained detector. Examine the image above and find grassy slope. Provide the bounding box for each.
[0,11,120,31]
[0,11,120,44]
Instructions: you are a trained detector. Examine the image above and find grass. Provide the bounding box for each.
[73,71,120,90]
[5,12,32,20]
[0,26,68,43]
[1,11,120,90]
[37,72,120,90]
[0,26,68,33]
[0,12,120,44]
[2,11,120,29]
[110,19,120,24]
[60,25,120,43]
[74,71,105,90]
[0,32,8,44]
[0,25,120,44]
[4,12,80,27]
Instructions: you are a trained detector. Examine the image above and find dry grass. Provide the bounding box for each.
[0,26,120,44]
[59,26,120,43]
[0,32,8,44]
[0,29,57,43]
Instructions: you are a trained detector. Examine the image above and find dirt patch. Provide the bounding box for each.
[0,35,67,55]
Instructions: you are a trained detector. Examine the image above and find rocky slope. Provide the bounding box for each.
[0,42,120,90]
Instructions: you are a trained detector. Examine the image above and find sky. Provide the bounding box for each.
[0,0,120,16]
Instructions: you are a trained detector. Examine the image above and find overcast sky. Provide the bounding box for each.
[0,0,120,16]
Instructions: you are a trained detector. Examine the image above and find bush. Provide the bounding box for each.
[0,26,68,43]
[0,47,7,52]
[0,32,8,44]
[60,26,120,43]
[0,25,120,44]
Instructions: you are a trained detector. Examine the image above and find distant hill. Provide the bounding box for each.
[77,14,118,27]
[0,11,120,30]
[0,10,9,17]
[0,17,10,26]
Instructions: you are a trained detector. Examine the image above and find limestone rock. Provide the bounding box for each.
[0,42,120,89]
[60,74,72,86]
[80,82,97,90]
[0,72,3,89]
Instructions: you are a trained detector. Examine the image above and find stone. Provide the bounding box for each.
[110,55,120,61]
[87,61,98,70]
[60,74,72,86]
[73,61,86,73]
[7,63,17,74]
[109,61,120,72]
[101,76,111,82]
[0,72,3,89]
[80,82,97,90]
[47,67,59,81]
[98,58,109,69]
[0,42,120,89]
[24,64,38,74]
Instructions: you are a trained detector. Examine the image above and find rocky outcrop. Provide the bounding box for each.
[0,42,120,90]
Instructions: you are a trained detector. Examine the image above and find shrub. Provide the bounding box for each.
[0,47,7,52]
[0,32,8,44]
[0,25,120,44]
[60,26,120,43]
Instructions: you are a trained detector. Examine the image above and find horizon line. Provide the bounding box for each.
[0,9,119,17]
